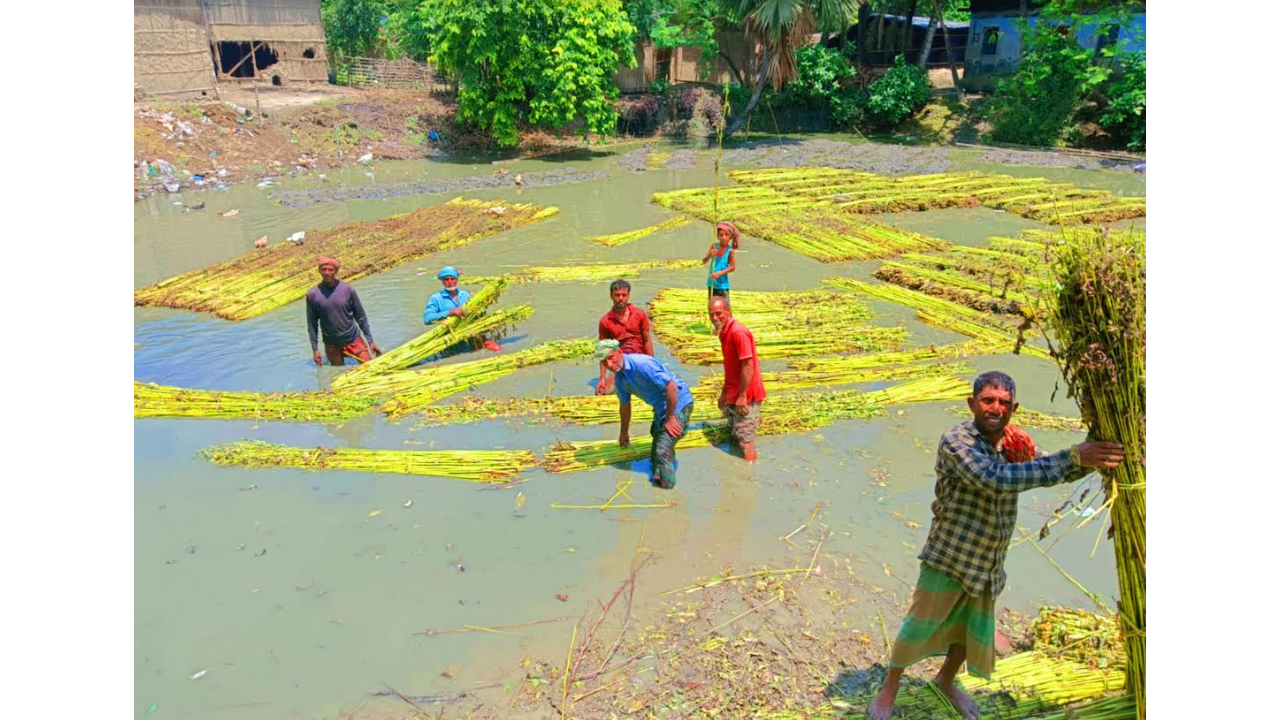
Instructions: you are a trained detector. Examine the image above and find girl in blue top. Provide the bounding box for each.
[703,222,738,304]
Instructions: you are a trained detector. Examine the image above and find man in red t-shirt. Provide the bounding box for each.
[708,296,766,462]
[596,279,654,395]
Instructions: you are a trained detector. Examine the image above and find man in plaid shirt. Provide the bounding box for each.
[868,371,1124,720]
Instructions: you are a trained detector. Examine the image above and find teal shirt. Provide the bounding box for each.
[708,244,732,290]
[423,287,471,324]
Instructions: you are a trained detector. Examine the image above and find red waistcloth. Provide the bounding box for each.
[328,336,371,361]
[718,318,766,404]
[1001,424,1036,462]
[598,304,651,355]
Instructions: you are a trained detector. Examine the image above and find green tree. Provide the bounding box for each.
[723,0,859,138]
[417,0,637,146]
[322,0,387,60]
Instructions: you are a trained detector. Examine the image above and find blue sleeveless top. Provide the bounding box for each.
[708,244,732,290]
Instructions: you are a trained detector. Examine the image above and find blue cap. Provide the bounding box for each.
[437,266,459,280]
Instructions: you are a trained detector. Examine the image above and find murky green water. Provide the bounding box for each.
[135,140,1144,719]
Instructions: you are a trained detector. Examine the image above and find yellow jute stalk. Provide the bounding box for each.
[134,382,377,421]
[203,440,537,482]
[134,198,556,321]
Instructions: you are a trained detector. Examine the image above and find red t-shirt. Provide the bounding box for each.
[598,304,652,355]
[719,318,766,404]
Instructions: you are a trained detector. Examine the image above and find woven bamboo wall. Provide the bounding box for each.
[134,0,218,97]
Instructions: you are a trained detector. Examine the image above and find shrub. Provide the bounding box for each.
[830,87,864,129]
[988,25,1108,146]
[618,95,662,136]
[1099,52,1145,151]
[785,44,855,108]
[863,56,931,127]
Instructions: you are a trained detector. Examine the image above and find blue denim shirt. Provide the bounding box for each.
[614,353,693,419]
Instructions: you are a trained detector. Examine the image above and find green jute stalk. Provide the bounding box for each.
[134,382,377,421]
[1043,226,1145,719]
[331,278,526,391]
[466,259,700,285]
[203,440,537,482]
[842,650,1126,720]
[589,217,691,247]
[377,339,595,417]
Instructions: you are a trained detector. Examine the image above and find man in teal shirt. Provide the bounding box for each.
[422,266,501,352]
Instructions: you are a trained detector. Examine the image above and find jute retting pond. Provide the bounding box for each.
[134,139,1144,720]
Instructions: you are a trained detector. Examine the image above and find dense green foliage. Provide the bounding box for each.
[862,56,930,127]
[1099,52,1145,150]
[988,25,1108,146]
[418,0,636,146]
[321,0,386,60]
[784,43,854,107]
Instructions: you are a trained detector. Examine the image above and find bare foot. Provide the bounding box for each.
[935,680,980,720]
[867,685,897,720]
[743,444,758,463]
[483,340,502,352]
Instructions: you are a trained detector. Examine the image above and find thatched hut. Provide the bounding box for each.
[134,0,330,99]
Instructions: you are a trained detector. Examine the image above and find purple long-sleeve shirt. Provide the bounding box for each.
[305,281,374,352]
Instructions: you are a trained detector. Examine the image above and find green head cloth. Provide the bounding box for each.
[594,339,621,362]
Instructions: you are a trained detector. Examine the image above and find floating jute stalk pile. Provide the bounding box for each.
[134,382,378,421]
[652,186,948,262]
[787,340,1001,373]
[466,258,700,285]
[947,405,1087,433]
[1042,227,1145,719]
[203,440,537,482]
[843,651,1126,720]
[367,339,595,418]
[413,377,725,428]
[725,167,1146,225]
[825,277,1048,359]
[331,279,527,390]
[589,216,690,247]
[759,359,972,392]
[874,246,1049,317]
[648,287,906,365]
[134,198,557,320]
[539,376,970,474]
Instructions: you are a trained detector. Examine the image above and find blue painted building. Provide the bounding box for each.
[964,1,1146,91]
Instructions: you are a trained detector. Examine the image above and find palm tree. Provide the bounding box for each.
[723,0,861,138]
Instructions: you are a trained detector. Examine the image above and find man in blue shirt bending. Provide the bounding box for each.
[596,339,695,490]
[422,266,501,352]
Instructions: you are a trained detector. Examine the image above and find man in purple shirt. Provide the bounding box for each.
[305,256,383,366]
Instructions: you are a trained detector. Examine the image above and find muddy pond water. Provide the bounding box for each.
[134,139,1145,719]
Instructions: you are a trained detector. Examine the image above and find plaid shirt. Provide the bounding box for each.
[919,421,1091,598]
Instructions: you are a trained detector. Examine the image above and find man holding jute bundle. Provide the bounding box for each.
[708,296,765,462]
[868,371,1124,720]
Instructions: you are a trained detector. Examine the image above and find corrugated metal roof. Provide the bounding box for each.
[871,13,969,30]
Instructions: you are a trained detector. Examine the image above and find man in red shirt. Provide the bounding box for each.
[596,279,654,395]
[708,296,766,462]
